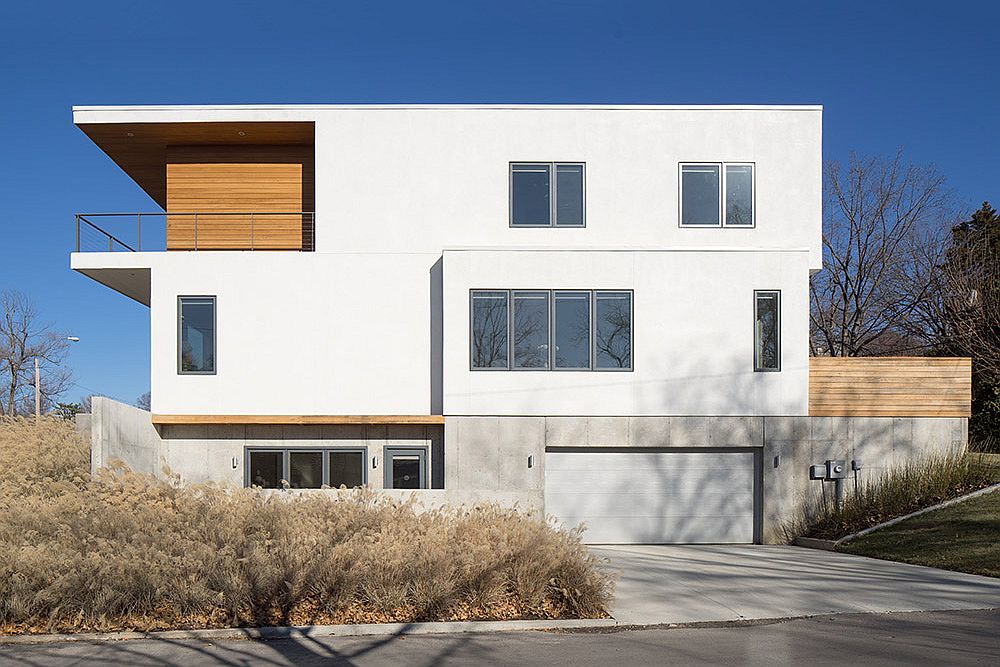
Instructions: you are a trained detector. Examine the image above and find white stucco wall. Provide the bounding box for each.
[443,249,811,416]
[71,104,822,417]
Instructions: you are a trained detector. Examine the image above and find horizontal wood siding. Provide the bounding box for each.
[809,357,972,417]
[165,145,314,250]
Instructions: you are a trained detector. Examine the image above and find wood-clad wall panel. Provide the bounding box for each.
[809,357,972,417]
[165,145,314,250]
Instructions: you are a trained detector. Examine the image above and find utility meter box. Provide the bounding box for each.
[809,464,826,480]
[826,460,848,479]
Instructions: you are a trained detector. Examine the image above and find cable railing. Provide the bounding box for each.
[74,212,316,252]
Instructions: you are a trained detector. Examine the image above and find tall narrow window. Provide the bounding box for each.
[554,291,591,369]
[471,291,509,369]
[555,164,585,226]
[178,296,216,374]
[754,290,780,372]
[511,163,551,226]
[680,164,721,226]
[595,292,632,369]
[725,164,754,226]
[512,291,550,369]
[511,162,585,227]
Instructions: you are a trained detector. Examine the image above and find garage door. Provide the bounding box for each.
[544,449,758,544]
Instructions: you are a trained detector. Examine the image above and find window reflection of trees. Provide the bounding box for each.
[596,295,632,369]
[472,294,508,368]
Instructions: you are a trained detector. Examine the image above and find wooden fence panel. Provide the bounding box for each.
[809,357,972,417]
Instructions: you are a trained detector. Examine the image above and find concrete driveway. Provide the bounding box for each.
[592,545,1000,625]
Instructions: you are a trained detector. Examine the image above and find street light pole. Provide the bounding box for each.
[34,357,40,423]
[33,337,80,424]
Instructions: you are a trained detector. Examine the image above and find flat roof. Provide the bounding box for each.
[74,103,822,113]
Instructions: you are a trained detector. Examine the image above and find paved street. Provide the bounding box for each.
[2,610,998,666]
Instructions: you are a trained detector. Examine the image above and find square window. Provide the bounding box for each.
[289,451,323,489]
[178,296,216,373]
[385,447,427,489]
[680,164,721,226]
[511,163,585,227]
[248,450,282,489]
[328,450,365,488]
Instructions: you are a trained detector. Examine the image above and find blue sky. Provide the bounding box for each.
[1,0,997,405]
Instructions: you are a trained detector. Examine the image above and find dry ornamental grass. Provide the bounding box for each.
[784,452,998,541]
[0,418,614,635]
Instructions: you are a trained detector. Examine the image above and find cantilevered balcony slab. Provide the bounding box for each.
[71,252,151,305]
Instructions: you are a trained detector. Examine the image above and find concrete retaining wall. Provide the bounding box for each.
[89,398,966,543]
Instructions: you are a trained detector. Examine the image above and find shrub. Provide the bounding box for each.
[0,418,614,634]
[784,452,998,541]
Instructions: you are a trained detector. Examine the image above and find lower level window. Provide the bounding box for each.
[384,447,427,489]
[246,448,367,489]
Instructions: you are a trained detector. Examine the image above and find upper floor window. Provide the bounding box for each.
[510,163,585,227]
[178,296,216,374]
[471,289,632,371]
[680,163,755,227]
[754,290,780,372]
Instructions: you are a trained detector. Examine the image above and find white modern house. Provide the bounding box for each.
[72,104,970,544]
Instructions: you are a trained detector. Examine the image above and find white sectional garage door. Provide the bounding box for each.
[544,450,757,544]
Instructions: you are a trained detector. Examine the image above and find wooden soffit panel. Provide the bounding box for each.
[151,414,446,426]
[77,122,315,208]
[809,356,972,417]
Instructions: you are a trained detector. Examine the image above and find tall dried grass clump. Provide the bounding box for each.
[783,452,998,541]
[0,418,614,634]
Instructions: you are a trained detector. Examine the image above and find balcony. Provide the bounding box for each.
[75,212,316,252]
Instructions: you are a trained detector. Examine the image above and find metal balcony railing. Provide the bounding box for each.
[74,212,316,252]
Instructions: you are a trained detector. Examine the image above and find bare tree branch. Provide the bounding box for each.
[0,290,74,416]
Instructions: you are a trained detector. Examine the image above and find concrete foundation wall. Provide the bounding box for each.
[90,399,966,544]
[446,414,968,543]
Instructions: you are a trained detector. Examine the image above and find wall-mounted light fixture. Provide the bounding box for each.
[372,455,378,469]
[527,455,534,469]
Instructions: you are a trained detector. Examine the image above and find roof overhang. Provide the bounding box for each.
[75,120,315,208]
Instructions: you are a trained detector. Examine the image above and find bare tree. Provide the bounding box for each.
[810,151,954,356]
[940,206,1000,380]
[0,290,74,417]
[135,391,152,412]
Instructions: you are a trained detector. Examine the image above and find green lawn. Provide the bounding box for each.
[838,487,1000,578]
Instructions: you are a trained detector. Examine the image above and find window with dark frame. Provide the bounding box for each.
[245,448,367,489]
[510,162,585,227]
[471,290,632,371]
[680,163,755,227]
[178,296,216,374]
[754,290,780,372]
[384,447,427,489]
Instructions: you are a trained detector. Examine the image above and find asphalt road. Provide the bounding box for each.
[3,609,999,666]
